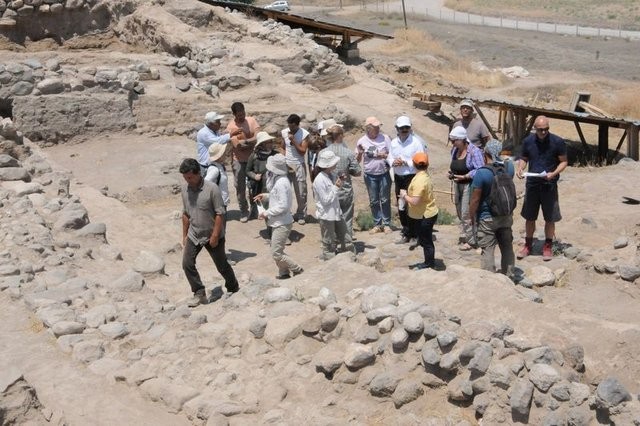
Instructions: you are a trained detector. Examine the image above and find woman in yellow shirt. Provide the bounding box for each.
[399,152,439,270]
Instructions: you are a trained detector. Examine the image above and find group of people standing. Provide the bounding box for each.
[178,100,568,306]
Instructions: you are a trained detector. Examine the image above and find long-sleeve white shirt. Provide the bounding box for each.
[313,171,342,221]
[263,175,294,227]
[388,133,427,176]
[196,125,230,166]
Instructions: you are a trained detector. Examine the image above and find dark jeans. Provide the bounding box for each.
[182,237,238,294]
[410,214,438,267]
[394,173,416,238]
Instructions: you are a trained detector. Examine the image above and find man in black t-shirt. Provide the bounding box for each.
[516,116,568,261]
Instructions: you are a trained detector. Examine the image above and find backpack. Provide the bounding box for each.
[482,162,517,216]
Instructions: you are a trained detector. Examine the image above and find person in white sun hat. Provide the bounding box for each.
[312,150,355,260]
[254,154,304,280]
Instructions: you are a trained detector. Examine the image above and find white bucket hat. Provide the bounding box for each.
[255,131,275,149]
[449,126,469,142]
[317,119,343,136]
[316,149,340,168]
[208,143,227,162]
[204,111,224,124]
[266,154,288,176]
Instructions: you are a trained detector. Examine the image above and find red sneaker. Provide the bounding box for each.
[517,245,531,259]
[542,242,553,261]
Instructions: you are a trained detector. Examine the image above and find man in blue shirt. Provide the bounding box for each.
[470,140,515,275]
[516,116,568,261]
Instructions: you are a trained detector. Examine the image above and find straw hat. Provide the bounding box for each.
[208,143,227,162]
[255,131,275,149]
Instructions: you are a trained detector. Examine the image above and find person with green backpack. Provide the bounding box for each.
[469,140,517,276]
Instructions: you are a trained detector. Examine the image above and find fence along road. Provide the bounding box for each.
[369,0,640,40]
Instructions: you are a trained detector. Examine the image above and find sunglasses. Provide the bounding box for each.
[398,126,411,132]
[535,127,549,132]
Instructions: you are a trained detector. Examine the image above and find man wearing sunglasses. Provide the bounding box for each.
[516,116,567,261]
[388,115,427,244]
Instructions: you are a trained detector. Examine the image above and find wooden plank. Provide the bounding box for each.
[578,101,611,118]
[569,91,590,112]
[609,129,627,164]
[573,121,589,153]
[412,100,441,111]
[473,105,498,140]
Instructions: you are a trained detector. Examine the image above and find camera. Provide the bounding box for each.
[448,171,455,180]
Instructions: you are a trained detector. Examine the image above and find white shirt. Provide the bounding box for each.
[204,162,230,206]
[313,171,342,221]
[282,127,309,165]
[196,125,230,166]
[388,133,427,176]
[263,175,294,227]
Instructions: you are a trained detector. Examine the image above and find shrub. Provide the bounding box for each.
[355,210,376,231]
[436,208,456,225]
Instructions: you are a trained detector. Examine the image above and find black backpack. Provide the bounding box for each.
[482,162,517,216]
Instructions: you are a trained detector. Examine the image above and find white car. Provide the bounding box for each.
[264,0,290,11]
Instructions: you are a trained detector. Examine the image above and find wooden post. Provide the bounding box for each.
[473,105,498,140]
[598,125,608,164]
[628,123,639,161]
[573,121,589,157]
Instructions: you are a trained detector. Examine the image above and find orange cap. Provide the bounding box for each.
[412,152,429,167]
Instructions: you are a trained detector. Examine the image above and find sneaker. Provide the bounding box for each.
[542,242,553,261]
[517,245,531,259]
[369,226,384,234]
[240,215,249,223]
[383,226,393,234]
[292,268,304,276]
[208,286,224,303]
[297,218,306,225]
[276,273,291,280]
[409,262,431,270]
[188,291,208,307]
[395,235,411,244]
[408,242,419,251]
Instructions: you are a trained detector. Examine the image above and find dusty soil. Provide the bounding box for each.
[2,0,640,423]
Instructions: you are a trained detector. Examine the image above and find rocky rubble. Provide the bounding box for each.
[2,119,640,424]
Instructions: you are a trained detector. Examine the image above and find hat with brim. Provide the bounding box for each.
[449,126,469,142]
[365,116,382,127]
[460,99,474,109]
[317,149,340,168]
[255,131,275,149]
[318,119,343,136]
[266,153,288,176]
[208,143,227,162]
[205,111,224,124]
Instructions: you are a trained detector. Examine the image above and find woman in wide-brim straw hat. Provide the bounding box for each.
[246,131,279,219]
[205,142,231,207]
[399,152,439,270]
[312,149,356,260]
[254,153,304,279]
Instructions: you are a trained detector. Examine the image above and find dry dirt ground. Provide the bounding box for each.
[2,1,640,423]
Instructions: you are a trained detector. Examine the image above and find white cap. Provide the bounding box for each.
[395,115,412,128]
[449,126,468,141]
[204,111,224,124]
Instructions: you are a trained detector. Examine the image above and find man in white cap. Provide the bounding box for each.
[453,99,490,148]
[388,115,427,244]
[196,111,242,177]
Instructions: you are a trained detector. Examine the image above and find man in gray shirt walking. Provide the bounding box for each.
[180,158,239,307]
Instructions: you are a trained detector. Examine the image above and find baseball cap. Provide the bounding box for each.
[412,152,429,167]
[395,116,412,128]
[460,99,474,109]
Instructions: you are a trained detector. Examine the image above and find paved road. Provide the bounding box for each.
[350,0,640,40]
